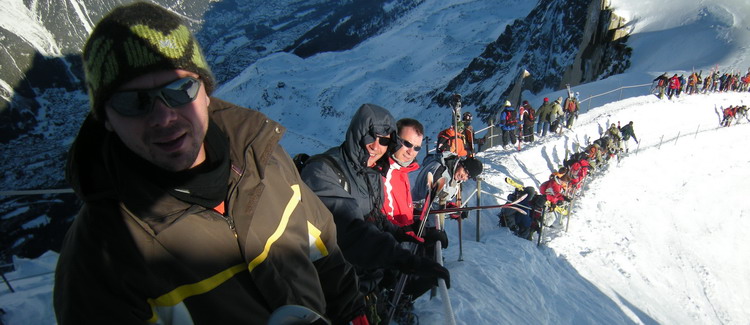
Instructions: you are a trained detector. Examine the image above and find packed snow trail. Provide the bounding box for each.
[413,92,750,324]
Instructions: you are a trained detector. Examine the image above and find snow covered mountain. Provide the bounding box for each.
[2,0,750,323]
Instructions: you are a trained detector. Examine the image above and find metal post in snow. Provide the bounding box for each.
[434,241,457,325]
[1,271,14,293]
[695,124,700,139]
[658,135,665,149]
[488,119,494,148]
[477,177,482,242]
[674,131,681,145]
[476,177,481,242]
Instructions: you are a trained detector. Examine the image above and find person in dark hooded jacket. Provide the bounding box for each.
[300,104,450,298]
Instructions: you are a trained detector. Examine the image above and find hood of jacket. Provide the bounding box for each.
[340,103,396,173]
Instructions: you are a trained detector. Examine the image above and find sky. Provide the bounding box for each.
[3,0,750,324]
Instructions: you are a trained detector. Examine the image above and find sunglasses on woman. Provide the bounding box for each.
[107,77,202,117]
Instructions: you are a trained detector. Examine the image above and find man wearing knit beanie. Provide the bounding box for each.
[55,2,367,325]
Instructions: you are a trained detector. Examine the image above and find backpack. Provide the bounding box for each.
[566,100,577,113]
[503,110,517,126]
[524,107,535,123]
[293,153,350,193]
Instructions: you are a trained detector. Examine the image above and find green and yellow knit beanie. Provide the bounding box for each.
[82,1,214,121]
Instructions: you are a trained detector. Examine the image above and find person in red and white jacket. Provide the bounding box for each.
[382,118,424,227]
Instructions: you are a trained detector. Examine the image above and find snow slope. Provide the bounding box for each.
[413,91,750,325]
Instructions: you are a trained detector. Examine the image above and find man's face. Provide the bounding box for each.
[454,165,469,182]
[393,126,423,164]
[104,69,210,172]
[366,134,390,167]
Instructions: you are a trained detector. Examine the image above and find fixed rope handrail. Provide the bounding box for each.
[0,189,74,196]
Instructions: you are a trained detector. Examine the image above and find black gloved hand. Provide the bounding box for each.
[423,228,449,248]
[398,255,450,289]
[393,226,424,244]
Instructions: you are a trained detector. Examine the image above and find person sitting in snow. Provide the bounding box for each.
[539,171,570,227]
[498,186,540,240]
[721,106,736,127]
[566,155,590,191]
[540,171,570,208]
[585,143,605,170]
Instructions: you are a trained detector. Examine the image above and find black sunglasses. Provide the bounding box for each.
[107,77,202,117]
[400,139,422,152]
[377,136,392,146]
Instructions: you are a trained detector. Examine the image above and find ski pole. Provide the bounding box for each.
[383,191,434,325]
[456,183,464,262]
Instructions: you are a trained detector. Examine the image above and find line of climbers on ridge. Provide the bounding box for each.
[434,93,581,155]
[652,68,750,100]
[497,120,639,241]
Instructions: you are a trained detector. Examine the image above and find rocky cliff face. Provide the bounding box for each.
[431,0,631,123]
